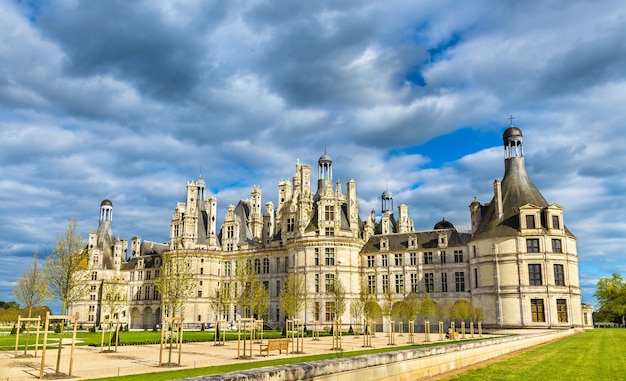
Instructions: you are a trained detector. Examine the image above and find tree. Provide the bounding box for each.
[595,273,626,326]
[233,258,269,357]
[349,297,365,334]
[327,276,347,321]
[280,273,307,320]
[154,250,196,364]
[100,275,128,350]
[14,251,50,317]
[14,251,51,355]
[45,217,91,316]
[44,217,91,373]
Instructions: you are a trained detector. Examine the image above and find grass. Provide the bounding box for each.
[0,330,288,350]
[88,340,464,381]
[90,329,626,381]
[443,329,626,381]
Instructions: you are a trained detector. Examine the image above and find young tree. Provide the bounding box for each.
[44,217,91,373]
[208,284,230,326]
[233,258,268,357]
[14,251,50,318]
[349,297,365,334]
[14,251,50,356]
[100,275,128,350]
[45,217,91,315]
[595,273,626,326]
[280,273,307,320]
[402,292,420,341]
[327,276,347,321]
[154,250,196,364]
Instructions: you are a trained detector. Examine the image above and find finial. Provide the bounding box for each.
[508,115,515,126]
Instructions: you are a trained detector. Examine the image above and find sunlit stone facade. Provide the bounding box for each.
[69,126,592,330]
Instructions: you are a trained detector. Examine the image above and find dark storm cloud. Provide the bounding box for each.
[33,0,228,101]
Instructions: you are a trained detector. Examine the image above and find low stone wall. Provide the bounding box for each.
[186,330,575,381]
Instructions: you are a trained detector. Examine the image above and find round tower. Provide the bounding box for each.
[318,150,333,190]
[382,189,394,213]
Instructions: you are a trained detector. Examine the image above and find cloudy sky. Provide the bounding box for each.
[1,0,625,312]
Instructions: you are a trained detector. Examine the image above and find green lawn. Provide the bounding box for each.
[0,330,287,350]
[444,329,626,381]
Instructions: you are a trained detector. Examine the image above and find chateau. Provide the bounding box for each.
[70,126,594,330]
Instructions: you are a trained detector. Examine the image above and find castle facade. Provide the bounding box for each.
[70,126,594,330]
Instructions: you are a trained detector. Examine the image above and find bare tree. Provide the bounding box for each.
[14,251,50,355]
[154,250,196,363]
[45,217,91,316]
[233,258,268,357]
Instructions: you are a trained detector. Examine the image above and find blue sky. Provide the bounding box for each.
[1,0,625,313]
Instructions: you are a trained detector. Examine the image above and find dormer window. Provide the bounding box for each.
[526,215,536,229]
[552,215,560,229]
[324,205,334,221]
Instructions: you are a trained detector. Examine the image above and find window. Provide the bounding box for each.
[325,274,335,292]
[552,239,562,253]
[315,248,320,266]
[153,288,159,300]
[454,250,463,263]
[382,274,389,293]
[441,273,448,292]
[200,267,204,275]
[552,215,560,229]
[325,227,334,236]
[367,255,375,267]
[90,295,96,301]
[394,254,403,266]
[424,252,433,264]
[136,287,141,300]
[473,268,479,288]
[526,239,540,253]
[138,271,143,281]
[227,226,234,238]
[93,256,99,266]
[440,251,447,264]
[145,286,150,300]
[529,264,542,286]
[197,290,202,298]
[557,299,568,323]
[276,257,281,272]
[224,261,232,276]
[325,248,335,266]
[409,252,417,266]
[254,258,261,274]
[554,264,565,286]
[263,258,270,273]
[381,254,388,267]
[315,274,320,293]
[325,302,335,321]
[410,273,418,292]
[146,270,151,280]
[313,302,320,321]
[368,275,376,294]
[526,214,536,229]
[287,217,295,232]
[425,273,434,293]
[325,205,334,221]
[92,271,98,281]
[226,243,233,251]
[455,272,465,292]
[531,299,545,322]
[155,269,160,278]
[284,256,289,271]
[395,274,404,293]
[276,280,280,296]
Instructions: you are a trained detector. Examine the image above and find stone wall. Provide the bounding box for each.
[186,330,576,381]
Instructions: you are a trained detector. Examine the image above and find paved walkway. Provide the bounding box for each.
[0,331,475,381]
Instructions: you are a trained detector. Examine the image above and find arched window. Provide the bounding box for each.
[263,258,270,274]
[254,258,261,274]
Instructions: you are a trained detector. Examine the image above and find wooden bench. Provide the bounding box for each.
[259,338,289,356]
